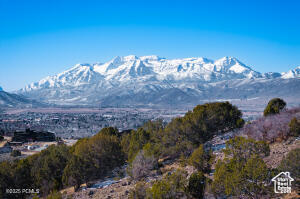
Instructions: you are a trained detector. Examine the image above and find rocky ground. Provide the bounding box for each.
[70,177,135,199]
[264,137,300,168]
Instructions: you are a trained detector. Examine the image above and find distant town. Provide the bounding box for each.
[0,108,187,138]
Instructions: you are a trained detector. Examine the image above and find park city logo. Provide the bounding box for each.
[271,172,294,193]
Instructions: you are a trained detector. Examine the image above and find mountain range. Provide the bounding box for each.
[0,88,43,108]
[12,55,300,108]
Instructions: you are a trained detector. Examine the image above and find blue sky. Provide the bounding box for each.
[0,0,300,91]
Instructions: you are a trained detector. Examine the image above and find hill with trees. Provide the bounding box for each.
[0,99,299,199]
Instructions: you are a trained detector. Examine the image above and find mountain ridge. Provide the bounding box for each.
[0,90,45,108]
[18,55,300,107]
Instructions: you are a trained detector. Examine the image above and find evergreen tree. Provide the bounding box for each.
[212,137,271,198]
[263,98,286,116]
[187,171,206,199]
[188,144,214,173]
[62,155,85,191]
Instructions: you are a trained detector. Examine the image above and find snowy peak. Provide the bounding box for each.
[140,55,164,61]
[21,55,261,92]
[122,55,139,61]
[23,63,104,91]
[20,55,299,95]
[17,55,300,107]
[214,57,252,73]
[281,66,300,79]
[0,86,3,91]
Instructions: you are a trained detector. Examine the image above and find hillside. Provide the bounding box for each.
[0,90,45,108]
[1,101,299,199]
[67,137,300,199]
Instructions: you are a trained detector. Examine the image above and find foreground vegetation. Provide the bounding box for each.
[126,98,299,199]
[0,99,299,199]
[0,127,125,198]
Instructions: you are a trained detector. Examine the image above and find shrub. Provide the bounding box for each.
[123,102,244,162]
[0,127,126,197]
[223,136,270,162]
[62,155,85,191]
[161,102,244,158]
[130,150,158,180]
[30,144,71,196]
[13,158,33,191]
[121,132,131,159]
[212,155,270,198]
[147,169,188,199]
[186,171,206,199]
[212,137,271,198]
[242,156,270,196]
[73,131,125,182]
[98,127,119,136]
[129,181,147,199]
[188,144,214,173]
[278,148,300,186]
[0,161,14,199]
[263,98,286,116]
[289,117,300,136]
[10,149,21,157]
[244,108,300,142]
[127,128,150,163]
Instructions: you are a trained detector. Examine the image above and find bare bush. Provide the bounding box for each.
[130,150,158,180]
[243,107,300,142]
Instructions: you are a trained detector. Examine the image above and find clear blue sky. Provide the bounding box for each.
[0,0,300,91]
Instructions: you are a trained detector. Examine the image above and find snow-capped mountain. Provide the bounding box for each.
[22,55,261,92]
[281,66,300,79]
[0,86,3,91]
[19,55,300,107]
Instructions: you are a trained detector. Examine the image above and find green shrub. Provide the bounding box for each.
[129,181,147,199]
[263,98,286,116]
[147,169,188,199]
[30,144,71,195]
[0,128,126,197]
[62,155,85,191]
[212,137,272,198]
[161,102,244,158]
[223,136,270,162]
[127,128,150,163]
[212,155,270,197]
[289,117,300,136]
[187,171,206,199]
[278,148,300,186]
[72,132,125,183]
[123,102,244,162]
[188,144,214,173]
[98,127,119,136]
